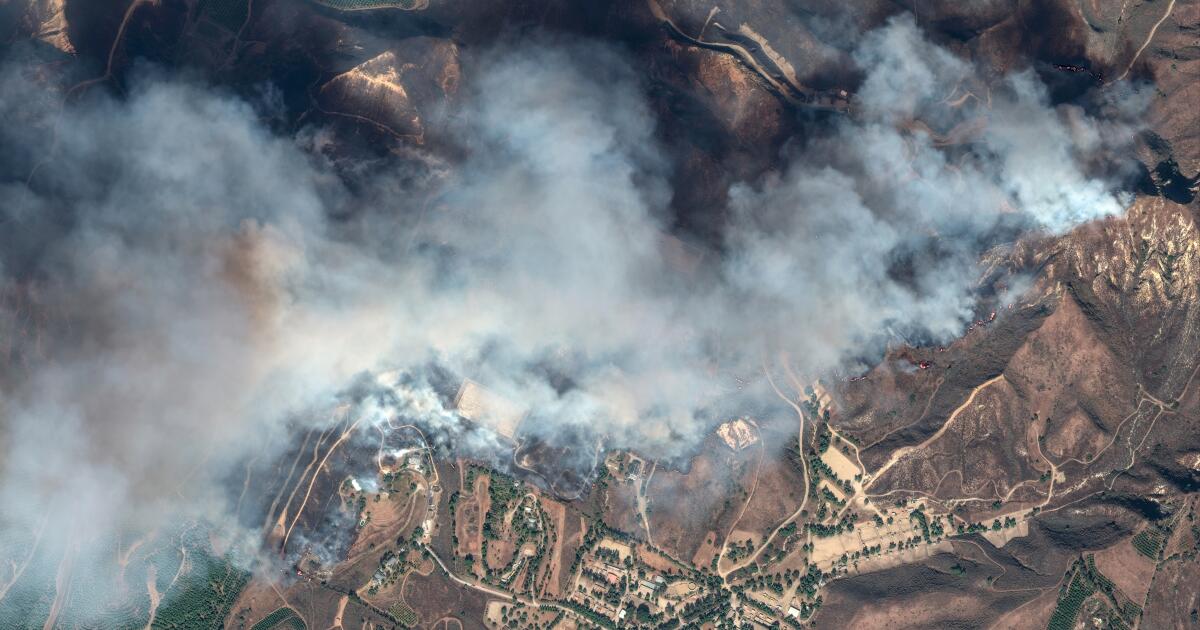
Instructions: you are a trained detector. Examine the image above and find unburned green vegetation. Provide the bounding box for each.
[1047,554,1142,630]
[250,606,306,630]
[0,528,57,628]
[482,471,521,540]
[390,602,418,627]
[1131,529,1165,560]
[150,528,250,630]
[1047,568,1095,630]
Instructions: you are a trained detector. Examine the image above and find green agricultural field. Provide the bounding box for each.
[390,603,419,627]
[150,548,250,630]
[1085,554,1115,593]
[58,537,152,630]
[250,606,306,630]
[0,549,57,628]
[1047,571,1095,630]
[1131,529,1165,560]
[0,524,249,629]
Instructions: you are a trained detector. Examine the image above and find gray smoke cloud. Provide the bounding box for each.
[721,15,1143,369]
[0,14,1141,623]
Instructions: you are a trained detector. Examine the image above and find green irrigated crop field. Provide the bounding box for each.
[390,602,419,627]
[0,524,251,629]
[0,542,57,628]
[150,539,250,630]
[1131,529,1165,560]
[250,606,306,630]
[1047,571,1095,630]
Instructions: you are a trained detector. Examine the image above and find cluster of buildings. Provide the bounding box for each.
[568,539,681,623]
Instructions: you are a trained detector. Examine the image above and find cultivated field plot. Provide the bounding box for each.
[249,606,305,630]
[454,379,529,441]
[309,0,428,11]
[821,444,861,481]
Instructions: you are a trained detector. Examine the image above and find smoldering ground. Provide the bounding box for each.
[0,15,1142,622]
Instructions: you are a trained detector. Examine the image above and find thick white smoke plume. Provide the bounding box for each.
[0,14,1140,622]
[723,15,1143,362]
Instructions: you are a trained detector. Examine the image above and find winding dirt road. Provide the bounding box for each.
[864,374,1006,493]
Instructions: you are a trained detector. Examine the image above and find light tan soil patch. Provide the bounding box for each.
[821,445,861,481]
[637,545,686,576]
[663,579,701,599]
[454,380,528,440]
[330,595,348,629]
[596,539,634,563]
[844,539,953,576]
[485,535,517,572]
[690,531,721,569]
[717,418,758,450]
[810,512,927,571]
[979,518,1030,547]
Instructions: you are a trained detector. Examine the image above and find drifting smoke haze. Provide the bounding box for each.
[724,16,1144,363]
[0,14,1141,620]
